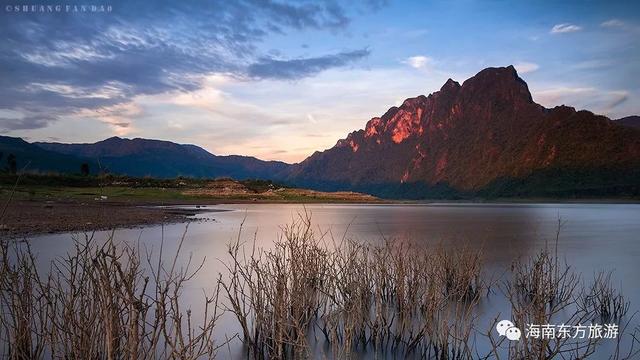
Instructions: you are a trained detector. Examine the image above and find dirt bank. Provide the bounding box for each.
[0,200,204,238]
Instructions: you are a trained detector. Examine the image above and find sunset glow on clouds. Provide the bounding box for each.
[1,0,639,162]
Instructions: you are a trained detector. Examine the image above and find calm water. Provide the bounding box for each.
[26,203,640,358]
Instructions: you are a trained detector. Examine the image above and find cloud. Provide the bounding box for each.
[362,0,390,11]
[535,87,595,104]
[307,114,318,124]
[75,101,142,135]
[255,0,350,30]
[601,19,625,28]
[247,49,370,79]
[550,23,582,34]
[599,19,640,33]
[514,62,540,74]
[402,29,429,38]
[571,59,613,70]
[533,86,630,116]
[0,0,363,131]
[605,91,629,110]
[0,113,56,131]
[403,56,433,69]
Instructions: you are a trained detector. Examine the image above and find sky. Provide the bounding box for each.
[1,0,639,163]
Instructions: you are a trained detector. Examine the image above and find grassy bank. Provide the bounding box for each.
[0,173,380,204]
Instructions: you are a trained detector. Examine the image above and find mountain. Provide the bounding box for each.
[6,65,640,199]
[287,66,640,198]
[35,137,290,179]
[616,116,640,130]
[0,136,96,174]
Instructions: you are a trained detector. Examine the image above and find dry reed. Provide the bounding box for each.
[222,213,640,360]
[2,213,639,360]
[0,227,229,359]
[221,213,488,359]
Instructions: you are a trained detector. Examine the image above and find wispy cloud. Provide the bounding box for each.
[601,19,625,28]
[571,59,614,70]
[600,19,639,33]
[514,62,539,74]
[247,49,370,80]
[75,102,142,136]
[403,29,429,38]
[0,113,56,131]
[535,87,595,104]
[402,56,433,69]
[550,23,582,34]
[533,86,630,117]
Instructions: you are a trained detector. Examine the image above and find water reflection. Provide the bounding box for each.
[25,203,640,358]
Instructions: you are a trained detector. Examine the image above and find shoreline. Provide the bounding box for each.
[0,200,199,239]
[3,197,640,238]
[0,197,385,238]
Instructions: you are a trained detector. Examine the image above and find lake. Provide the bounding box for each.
[25,203,640,358]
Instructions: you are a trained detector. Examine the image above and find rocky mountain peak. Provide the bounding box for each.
[288,66,640,197]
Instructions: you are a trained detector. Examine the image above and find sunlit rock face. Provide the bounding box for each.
[288,66,640,194]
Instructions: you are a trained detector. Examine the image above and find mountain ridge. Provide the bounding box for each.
[286,65,640,198]
[36,136,291,179]
[1,136,291,179]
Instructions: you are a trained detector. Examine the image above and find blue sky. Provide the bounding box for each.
[1,0,639,162]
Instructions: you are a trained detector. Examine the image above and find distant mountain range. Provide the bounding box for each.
[2,65,639,199]
[616,116,640,130]
[35,137,290,180]
[0,136,289,180]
